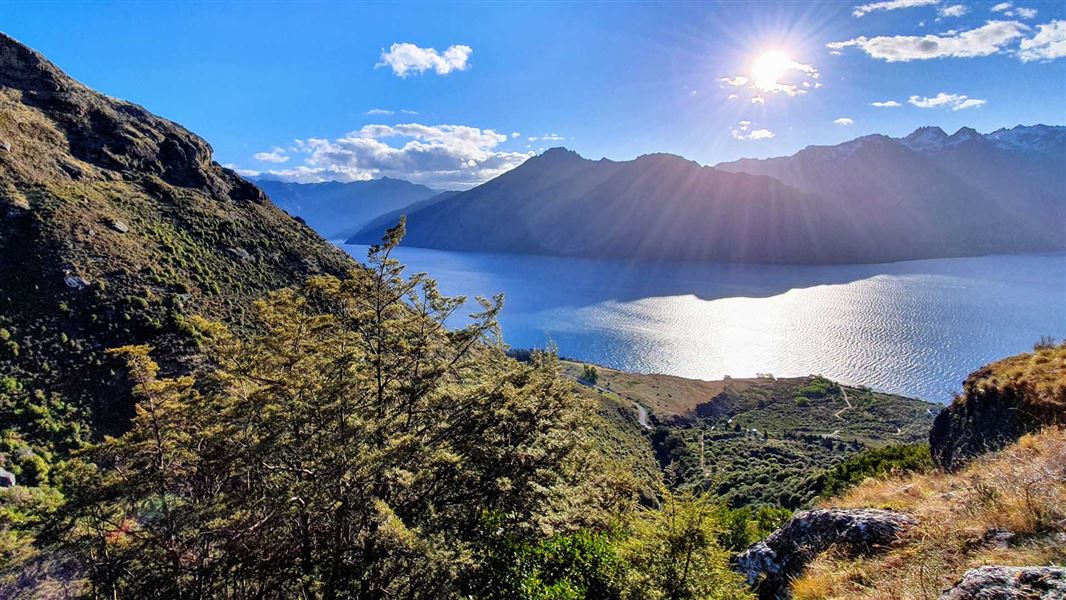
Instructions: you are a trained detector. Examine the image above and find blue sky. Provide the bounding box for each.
[3,0,1064,188]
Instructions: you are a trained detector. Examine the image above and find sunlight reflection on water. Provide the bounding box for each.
[343,244,1066,403]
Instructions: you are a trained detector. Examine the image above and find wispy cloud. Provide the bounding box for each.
[365,108,394,115]
[852,0,938,18]
[871,100,903,107]
[719,55,820,103]
[992,3,1038,18]
[527,133,566,142]
[376,42,472,77]
[827,20,1028,61]
[908,92,986,110]
[834,117,855,125]
[730,121,774,140]
[240,123,531,189]
[253,147,290,163]
[937,4,969,18]
[1018,19,1066,61]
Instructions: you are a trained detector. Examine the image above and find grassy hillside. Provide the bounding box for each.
[0,32,355,479]
[560,361,937,508]
[792,427,1066,600]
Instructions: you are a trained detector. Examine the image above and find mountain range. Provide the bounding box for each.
[256,177,445,240]
[347,126,1065,264]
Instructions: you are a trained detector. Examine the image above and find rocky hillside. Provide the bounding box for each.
[733,345,1066,599]
[0,33,355,468]
[785,426,1066,600]
[930,341,1066,471]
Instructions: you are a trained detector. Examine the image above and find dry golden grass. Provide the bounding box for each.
[793,427,1066,599]
[966,343,1066,410]
[561,359,741,417]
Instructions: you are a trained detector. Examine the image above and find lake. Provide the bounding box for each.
[342,244,1066,404]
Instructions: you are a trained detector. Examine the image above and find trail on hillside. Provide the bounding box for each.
[834,386,853,421]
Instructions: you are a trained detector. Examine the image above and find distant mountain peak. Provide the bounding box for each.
[986,124,1066,153]
[539,147,582,160]
[901,126,949,151]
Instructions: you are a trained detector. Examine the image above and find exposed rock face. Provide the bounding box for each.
[0,467,15,487]
[939,566,1066,599]
[930,347,1066,471]
[735,508,915,600]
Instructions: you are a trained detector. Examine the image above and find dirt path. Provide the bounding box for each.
[833,386,853,421]
[571,375,653,430]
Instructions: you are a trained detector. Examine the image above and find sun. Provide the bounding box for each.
[751,51,793,91]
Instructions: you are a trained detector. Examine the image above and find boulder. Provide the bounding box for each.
[108,219,129,233]
[735,508,915,600]
[940,566,1066,599]
[63,274,89,290]
[0,467,15,487]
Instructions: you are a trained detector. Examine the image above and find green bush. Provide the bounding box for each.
[819,443,932,498]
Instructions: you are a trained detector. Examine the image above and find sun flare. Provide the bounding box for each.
[751,50,793,91]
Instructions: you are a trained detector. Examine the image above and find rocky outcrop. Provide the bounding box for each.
[939,566,1066,599]
[930,346,1066,471]
[735,508,915,600]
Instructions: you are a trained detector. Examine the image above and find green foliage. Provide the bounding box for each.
[795,376,837,399]
[618,491,753,600]
[817,443,933,498]
[718,505,792,553]
[58,229,634,599]
[581,364,599,386]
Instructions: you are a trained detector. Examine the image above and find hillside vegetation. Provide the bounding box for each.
[559,361,937,508]
[793,427,1066,600]
[930,341,1066,470]
[0,32,354,485]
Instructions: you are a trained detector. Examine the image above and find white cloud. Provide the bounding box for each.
[245,123,532,189]
[731,121,774,140]
[720,75,750,86]
[871,100,903,107]
[727,93,739,100]
[527,133,565,142]
[719,56,819,103]
[1018,20,1066,61]
[908,92,986,110]
[253,147,290,163]
[511,131,521,138]
[365,108,394,116]
[993,2,1038,18]
[938,4,969,18]
[828,20,1028,61]
[834,117,855,125]
[376,42,472,77]
[852,0,938,18]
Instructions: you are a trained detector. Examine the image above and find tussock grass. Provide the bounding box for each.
[793,427,1066,599]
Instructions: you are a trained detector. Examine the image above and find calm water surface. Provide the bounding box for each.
[343,244,1066,403]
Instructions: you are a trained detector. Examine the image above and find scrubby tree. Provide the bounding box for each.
[59,220,631,599]
[581,365,598,386]
[619,491,752,600]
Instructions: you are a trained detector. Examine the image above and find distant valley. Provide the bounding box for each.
[257,177,448,240]
[344,126,1065,265]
